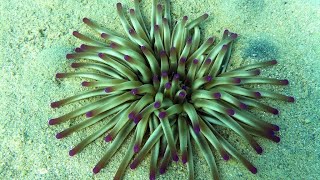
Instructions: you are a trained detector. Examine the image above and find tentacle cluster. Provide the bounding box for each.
[50,0,294,179]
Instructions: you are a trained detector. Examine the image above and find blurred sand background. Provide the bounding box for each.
[0,0,319,179]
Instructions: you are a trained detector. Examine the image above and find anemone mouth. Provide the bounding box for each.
[50,0,294,179]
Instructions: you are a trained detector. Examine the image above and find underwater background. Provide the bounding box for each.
[0,0,319,179]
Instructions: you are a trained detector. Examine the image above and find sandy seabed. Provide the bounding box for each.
[0,0,319,179]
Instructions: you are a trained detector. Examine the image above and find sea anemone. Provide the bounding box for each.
[49,0,294,179]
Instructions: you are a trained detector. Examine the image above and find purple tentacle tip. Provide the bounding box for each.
[267,129,275,136]
[134,114,142,124]
[222,44,229,50]
[153,75,159,82]
[105,134,113,142]
[271,108,279,115]
[50,101,60,108]
[280,79,289,85]
[230,33,238,39]
[55,73,64,78]
[93,165,101,174]
[149,173,156,180]
[287,96,295,102]
[83,17,90,23]
[183,16,188,21]
[213,92,221,99]
[48,118,56,125]
[223,154,230,161]
[130,160,138,169]
[82,81,90,87]
[179,91,186,97]
[255,145,263,154]
[134,144,140,153]
[86,111,93,118]
[154,24,160,31]
[182,154,188,164]
[71,63,80,68]
[226,109,235,116]
[239,103,248,109]
[254,69,261,75]
[207,37,214,43]
[271,59,277,64]
[160,50,166,57]
[254,92,262,98]
[110,42,117,49]
[69,149,76,156]
[101,33,108,38]
[161,71,168,77]
[154,101,161,108]
[55,133,63,139]
[273,136,281,143]
[172,153,179,162]
[75,48,82,53]
[80,44,87,50]
[159,167,166,174]
[234,78,241,83]
[128,112,136,120]
[131,88,138,95]
[205,75,212,82]
[124,55,132,61]
[105,87,113,93]
[140,45,147,51]
[159,111,167,119]
[174,73,180,80]
[165,82,172,89]
[98,53,105,58]
[250,166,257,174]
[194,124,200,134]
[129,29,136,35]
[180,57,186,64]
[272,124,280,131]
[187,36,193,44]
